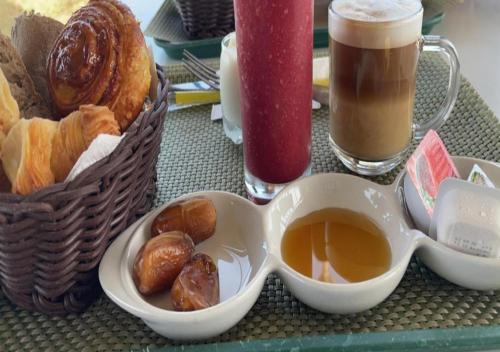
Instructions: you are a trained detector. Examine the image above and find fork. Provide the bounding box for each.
[182,50,221,90]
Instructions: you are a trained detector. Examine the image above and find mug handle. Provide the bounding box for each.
[414,35,461,140]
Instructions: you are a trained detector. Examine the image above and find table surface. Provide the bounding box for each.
[104,3,500,350]
[0,0,500,350]
[3,51,498,352]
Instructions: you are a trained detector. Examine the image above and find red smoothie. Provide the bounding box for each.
[235,0,313,184]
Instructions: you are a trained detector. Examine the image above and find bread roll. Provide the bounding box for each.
[0,33,51,119]
[11,12,64,107]
[47,0,151,131]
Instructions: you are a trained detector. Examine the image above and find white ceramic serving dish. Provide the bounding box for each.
[99,156,499,340]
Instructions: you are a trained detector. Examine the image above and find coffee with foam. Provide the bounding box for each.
[329,0,422,49]
[328,0,424,162]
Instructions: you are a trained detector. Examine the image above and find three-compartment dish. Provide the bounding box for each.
[100,156,500,340]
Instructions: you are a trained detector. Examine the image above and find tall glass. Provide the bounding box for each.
[234,0,313,203]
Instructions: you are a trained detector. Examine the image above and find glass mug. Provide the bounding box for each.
[328,0,460,175]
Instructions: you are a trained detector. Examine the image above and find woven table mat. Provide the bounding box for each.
[0,53,499,352]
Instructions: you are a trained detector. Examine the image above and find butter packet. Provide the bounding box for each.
[431,178,500,258]
[406,130,460,216]
[467,164,495,188]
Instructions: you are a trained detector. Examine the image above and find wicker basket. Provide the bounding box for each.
[0,66,169,316]
[173,0,234,39]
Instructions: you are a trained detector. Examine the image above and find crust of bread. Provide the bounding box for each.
[11,12,64,107]
[0,33,51,119]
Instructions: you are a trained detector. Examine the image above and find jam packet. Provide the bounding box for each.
[406,130,460,216]
[467,164,495,188]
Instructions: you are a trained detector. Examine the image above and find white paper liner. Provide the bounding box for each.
[65,134,125,182]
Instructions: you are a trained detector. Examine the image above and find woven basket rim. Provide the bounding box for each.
[0,65,169,203]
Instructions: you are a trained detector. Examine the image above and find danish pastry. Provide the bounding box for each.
[47,0,151,131]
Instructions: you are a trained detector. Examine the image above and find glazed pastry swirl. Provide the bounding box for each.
[47,0,151,131]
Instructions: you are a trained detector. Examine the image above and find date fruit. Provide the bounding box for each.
[151,197,216,244]
[171,253,220,311]
[133,231,194,295]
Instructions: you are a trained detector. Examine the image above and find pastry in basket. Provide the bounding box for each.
[2,105,120,195]
[0,33,51,119]
[51,104,120,182]
[0,67,20,147]
[11,12,64,107]
[2,117,57,195]
[47,0,151,131]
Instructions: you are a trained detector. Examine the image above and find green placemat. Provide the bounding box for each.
[0,53,499,352]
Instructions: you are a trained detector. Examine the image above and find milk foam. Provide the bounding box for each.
[333,0,421,22]
[329,0,423,49]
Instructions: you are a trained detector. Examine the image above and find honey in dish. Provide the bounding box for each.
[281,208,391,283]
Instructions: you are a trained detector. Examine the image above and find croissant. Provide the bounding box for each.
[51,104,120,182]
[2,118,58,195]
[0,67,20,148]
[2,105,120,195]
[47,0,151,131]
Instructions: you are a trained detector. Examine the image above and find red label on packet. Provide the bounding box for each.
[406,130,460,216]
